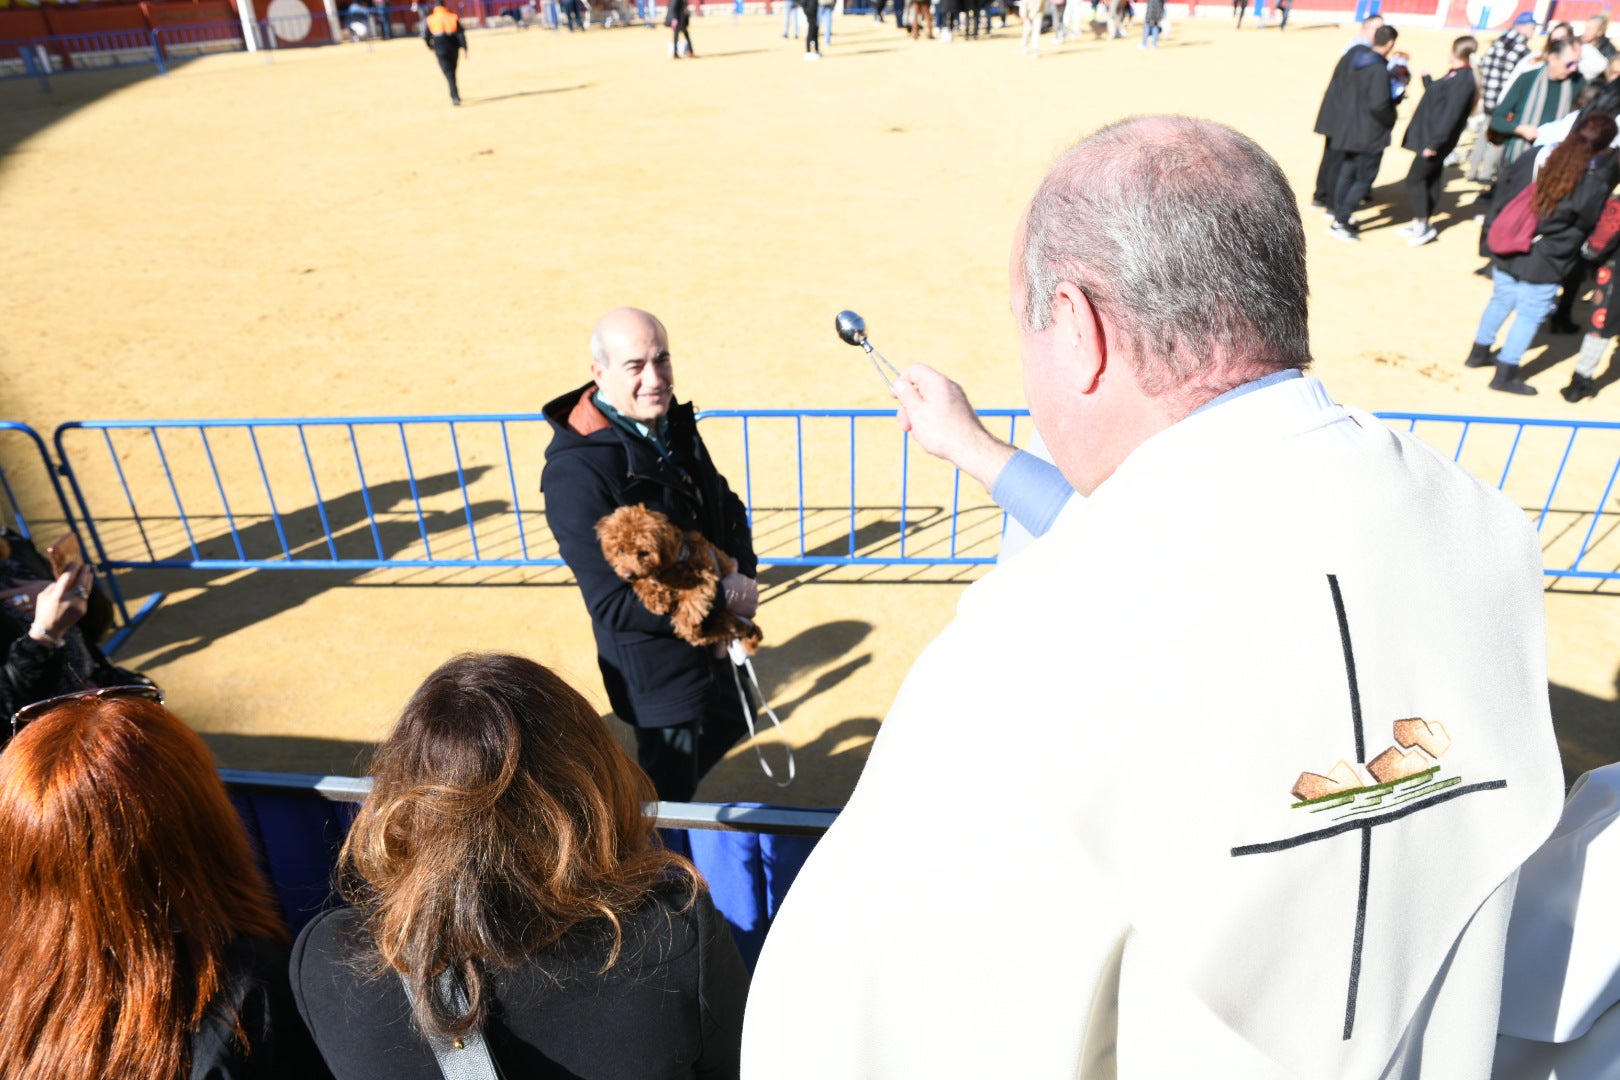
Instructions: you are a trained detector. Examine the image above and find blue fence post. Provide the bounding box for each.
[1476,5,1492,28]
[20,43,50,93]
[150,28,168,74]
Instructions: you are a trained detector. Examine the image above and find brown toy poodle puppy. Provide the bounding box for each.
[595,504,763,654]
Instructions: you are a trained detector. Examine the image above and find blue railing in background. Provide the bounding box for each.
[0,407,1608,651]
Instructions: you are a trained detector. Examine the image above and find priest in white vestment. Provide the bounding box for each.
[740,117,1566,1079]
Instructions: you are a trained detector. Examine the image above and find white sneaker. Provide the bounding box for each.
[804,49,820,58]
[1326,222,1360,243]
[1408,226,1437,247]
[1394,222,1417,236]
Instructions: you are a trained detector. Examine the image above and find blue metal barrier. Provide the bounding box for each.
[0,422,76,543]
[0,24,250,84]
[40,407,1620,650]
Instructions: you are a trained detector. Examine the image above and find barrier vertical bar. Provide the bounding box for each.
[1535,429,1580,532]
[397,423,433,559]
[151,427,203,562]
[22,41,50,92]
[447,422,481,560]
[1497,425,1525,490]
[499,421,530,559]
[199,428,247,560]
[1453,422,1470,462]
[742,418,755,530]
[247,428,292,559]
[899,432,909,560]
[51,428,133,623]
[949,467,961,558]
[1000,414,1018,540]
[795,416,806,558]
[345,424,385,563]
[847,417,856,557]
[1567,456,1620,572]
[297,426,340,560]
[150,28,168,74]
[347,425,385,560]
[0,460,28,539]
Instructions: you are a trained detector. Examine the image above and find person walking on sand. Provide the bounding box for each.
[669,0,694,57]
[422,0,467,105]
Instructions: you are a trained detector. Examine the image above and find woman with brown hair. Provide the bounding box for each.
[0,689,328,1079]
[1468,110,1620,394]
[291,653,749,1079]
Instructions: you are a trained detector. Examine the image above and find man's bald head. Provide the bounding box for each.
[1019,115,1311,403]
[590,307,675,422]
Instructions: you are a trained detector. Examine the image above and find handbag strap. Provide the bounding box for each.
[396,968,503,1080]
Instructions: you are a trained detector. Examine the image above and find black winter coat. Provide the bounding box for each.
[290,884,749,1080]
[1402,66,1477,158]
[541,385,755,729]
[1486,148,1620,283]
[1314,43,1376,138]
[1328,46,1399,154]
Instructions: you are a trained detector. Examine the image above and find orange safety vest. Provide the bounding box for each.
[426,6,459,33]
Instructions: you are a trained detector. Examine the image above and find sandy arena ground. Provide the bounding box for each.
[0,11,1616,805]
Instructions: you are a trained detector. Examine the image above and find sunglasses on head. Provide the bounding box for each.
[9,684,164,739]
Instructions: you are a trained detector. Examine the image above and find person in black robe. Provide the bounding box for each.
[1396,35,1479,247]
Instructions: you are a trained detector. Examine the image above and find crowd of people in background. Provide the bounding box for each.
[1312,10,1618,400]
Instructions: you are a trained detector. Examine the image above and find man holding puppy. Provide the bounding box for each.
[542,307,757,801]
[744,117,1564,1077]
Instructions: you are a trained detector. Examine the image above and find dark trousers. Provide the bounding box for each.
[1554,260,1592,327]
[563,0,583,28]
[634,665,748,802]
[1333,149,1381,226]
[1314,138,1345,205]
[433,44,460,101]
[1405,153,1445,221]
[938,0,956,29]
[804,3,818,48]
[673,13,693,52]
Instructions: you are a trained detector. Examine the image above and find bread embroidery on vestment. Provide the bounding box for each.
[1229,574,1509,1043]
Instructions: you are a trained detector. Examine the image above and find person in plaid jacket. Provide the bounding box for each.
[1480,17,1534,114]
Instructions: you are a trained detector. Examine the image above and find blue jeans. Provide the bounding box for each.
[1475,269,1560,368]
[1141,20,1159,43]
[819,2,833,37]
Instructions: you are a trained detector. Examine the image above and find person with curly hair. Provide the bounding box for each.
[291,652,749,1079]
[1468,110,1620,394]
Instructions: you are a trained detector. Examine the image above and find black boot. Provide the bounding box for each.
[1560,373,1596,402]
[1465,342,1495,368]
[1489,362,1538,395]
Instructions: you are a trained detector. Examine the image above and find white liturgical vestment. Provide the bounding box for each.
[741,376,1565,1079]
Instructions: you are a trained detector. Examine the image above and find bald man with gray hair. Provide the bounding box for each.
[743,116,1563,1078]
[541,308,758,802]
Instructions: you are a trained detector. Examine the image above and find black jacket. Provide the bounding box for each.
[1402,66,1477,158]
[541,384,755,729]
[1315,43,1371,138]
[290,885,749,1080]
[1486,148,1620,282]
[1328,46,1400,154]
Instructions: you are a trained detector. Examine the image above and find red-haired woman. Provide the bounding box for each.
[291,652,749,1079]
[1468,111,1620,395]
[0,689,330,1079]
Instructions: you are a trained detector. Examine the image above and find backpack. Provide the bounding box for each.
[1488,182,1540,257]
